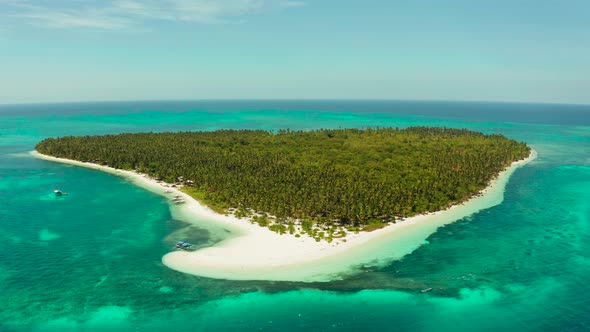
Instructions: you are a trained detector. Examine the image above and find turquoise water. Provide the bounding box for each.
[0,101,588,331]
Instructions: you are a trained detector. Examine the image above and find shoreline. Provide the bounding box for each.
[33,149,537,282]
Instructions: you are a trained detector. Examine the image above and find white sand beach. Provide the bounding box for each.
[33,149,537,282]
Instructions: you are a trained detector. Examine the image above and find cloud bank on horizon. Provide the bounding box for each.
[0,0,305,29]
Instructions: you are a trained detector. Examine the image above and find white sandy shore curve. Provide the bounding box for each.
[33,149,537,282]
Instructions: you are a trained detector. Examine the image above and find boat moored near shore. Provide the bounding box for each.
[172,195,185,204]
[53,189,68,197]
[175,241,194,251]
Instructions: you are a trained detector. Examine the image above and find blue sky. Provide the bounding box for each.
[0,0,589,104]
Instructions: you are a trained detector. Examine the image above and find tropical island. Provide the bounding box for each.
[36,127,530,240]
[35,127,535,281]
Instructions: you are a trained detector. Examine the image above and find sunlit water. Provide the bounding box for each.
[0,101,588,331]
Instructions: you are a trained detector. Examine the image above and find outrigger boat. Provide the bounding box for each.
[175,241,195,251]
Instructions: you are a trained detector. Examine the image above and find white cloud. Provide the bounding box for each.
[0,0,305,29]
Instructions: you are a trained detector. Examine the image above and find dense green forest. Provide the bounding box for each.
[36,127,530,230]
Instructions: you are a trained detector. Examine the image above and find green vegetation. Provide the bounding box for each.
[251,215,269,227]
[361,219,391,232]
[179,186,227,214]
[36,127,530,230]
[269,223,287,235]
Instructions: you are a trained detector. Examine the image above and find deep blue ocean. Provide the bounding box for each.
[0,100,588,331]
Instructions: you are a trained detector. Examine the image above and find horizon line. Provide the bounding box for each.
[2,98,590,108]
